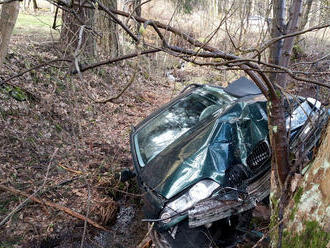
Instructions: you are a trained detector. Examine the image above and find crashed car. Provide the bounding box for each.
[129,77,328,248]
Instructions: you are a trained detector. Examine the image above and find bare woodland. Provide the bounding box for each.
[0,0,329,247]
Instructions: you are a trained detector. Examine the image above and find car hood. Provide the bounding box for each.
[139,96,269,199]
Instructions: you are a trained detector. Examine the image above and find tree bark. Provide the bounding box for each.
[269,0,286,82]
[300,0,313,30]
[268,1,307,247]
[278,0,302,82]
[60,0,119,57]
[282,122,330,246]
[94,0,119,57]
[0,0,19,68]
[60,5,95,55]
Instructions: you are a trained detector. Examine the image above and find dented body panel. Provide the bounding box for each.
[129,77,328,247]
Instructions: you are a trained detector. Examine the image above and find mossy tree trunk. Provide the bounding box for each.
[268,0,304,247]
[281,123,330,247]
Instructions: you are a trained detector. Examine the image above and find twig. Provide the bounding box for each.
[92,0,139,42]
[256,23,330,57]
[72,48,160,74]
[81,183,92,248]
[0,0,21,4]
[0,184,108,231]
[291,52,330,66]
[0,148,58,227]
[95,69,138,103]
[174,55,330,89]
[137,223,154,248]
[0,59,71,86]
[58,163,84,174]
[74,25,86,75]
[52,4,60,30]
[251,219,284,248]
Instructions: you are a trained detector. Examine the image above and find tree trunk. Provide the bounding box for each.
[61,0,119,58]
[268,1,303,247]
[281,122,330,247]
[60,5,95,55]
[269,0,286,82]
[0,0,20,68]
[300,0,313,30]
[94,0,119,57]
[32,0,38,12]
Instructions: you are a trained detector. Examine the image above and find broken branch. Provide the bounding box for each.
[0,184,108,231]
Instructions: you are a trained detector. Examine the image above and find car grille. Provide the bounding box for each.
[247,141,271,171]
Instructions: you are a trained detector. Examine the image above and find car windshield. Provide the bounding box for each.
[135,90,231,166]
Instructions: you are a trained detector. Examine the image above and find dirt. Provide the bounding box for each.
[0,32,175,247]
[0,28,227,247]
[1,21,329,248]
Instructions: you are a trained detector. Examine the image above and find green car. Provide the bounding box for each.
[130,77,327,248]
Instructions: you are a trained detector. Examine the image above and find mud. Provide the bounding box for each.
[30,203,147,248]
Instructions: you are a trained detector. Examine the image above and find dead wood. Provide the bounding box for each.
[0,184,108,231]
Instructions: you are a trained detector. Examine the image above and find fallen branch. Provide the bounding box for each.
[137,223,154,248]
[0,148,58,227]
[0,58,71,86]
[0,184,108,231]
[58,162,84,175]
[95,67,138,103]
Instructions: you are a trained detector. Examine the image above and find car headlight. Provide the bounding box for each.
[160,180,219,223]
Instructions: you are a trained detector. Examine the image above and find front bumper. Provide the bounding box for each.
[188,169,270,228]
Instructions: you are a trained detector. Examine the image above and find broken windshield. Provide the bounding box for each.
[135,91,230,166]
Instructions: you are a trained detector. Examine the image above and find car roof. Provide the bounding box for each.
[223,77,262,97]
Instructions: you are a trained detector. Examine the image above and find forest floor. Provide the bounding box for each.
[0,17,228,248]
[1,11,329,248]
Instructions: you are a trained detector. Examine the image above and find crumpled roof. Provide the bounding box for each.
[140,95,269,199]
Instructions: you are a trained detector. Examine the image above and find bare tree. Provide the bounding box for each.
[1,1,329,246]
[0,0,19,68]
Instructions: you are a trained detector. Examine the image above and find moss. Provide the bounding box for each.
[270,195,280,243]
[292,44,304,60]
[282,221,330,248]
[290,187,304,220]
[294,187,303,204]
[276,89,282,98]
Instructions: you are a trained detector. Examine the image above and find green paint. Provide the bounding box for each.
[282,221,330,248]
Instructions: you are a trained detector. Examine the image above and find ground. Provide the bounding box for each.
[0,9,329,248]
[0,11,227,248]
